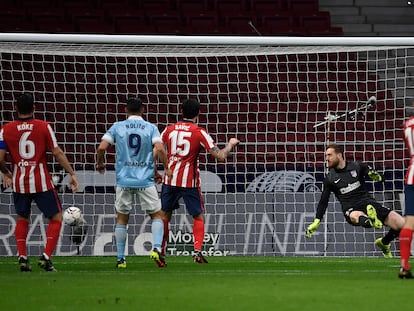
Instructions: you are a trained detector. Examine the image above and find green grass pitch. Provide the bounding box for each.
[0,256,413,311]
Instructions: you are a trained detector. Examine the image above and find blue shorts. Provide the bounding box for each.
[405,184,414,216]
[13,189,62,219]
[161,184,205,217]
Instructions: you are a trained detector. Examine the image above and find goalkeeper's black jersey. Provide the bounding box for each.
[315,161,376,220]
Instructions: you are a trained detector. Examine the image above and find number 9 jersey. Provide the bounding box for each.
[0,118,58,193]
[101,115,162,188]
[161,120,216,188]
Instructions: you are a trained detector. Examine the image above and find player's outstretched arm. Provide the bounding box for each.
[209,138,240,161]
[305,218,321,238]
[368,169,384,182]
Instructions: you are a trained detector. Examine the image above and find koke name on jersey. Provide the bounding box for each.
[17,123,33,131]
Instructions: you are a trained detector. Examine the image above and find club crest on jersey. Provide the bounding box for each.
[350,170,357,178]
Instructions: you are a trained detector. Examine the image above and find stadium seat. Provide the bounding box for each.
[15,0,54,7]
[141,0,176,11]
[76,20,115,34]
[29,7,67,26]
[61,0,96,8]
[213,0,248,14]
[115,18,157,34]
[299,12,331,29]
[0,8,28,24]
[0,20,34,32]
[287,0,318,13]
[177,0,210,15]
[150,14,185,34]
[69,8,107,25]
[226,15,261,35]
[250,0,284,15]
[261,14,297,35]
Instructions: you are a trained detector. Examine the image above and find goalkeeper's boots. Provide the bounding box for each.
[366,204,383,229]
[375,238,393,258]
[18,256,32,272]
[150,249,167,268]
[398,268,413,279]
[193,251,208,264]
[38,254,57,272]
[116,258,127,269]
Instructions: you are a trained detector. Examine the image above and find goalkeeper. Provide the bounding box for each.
[306,144,404,258]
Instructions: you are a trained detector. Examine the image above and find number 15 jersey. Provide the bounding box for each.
[161,120,216,188]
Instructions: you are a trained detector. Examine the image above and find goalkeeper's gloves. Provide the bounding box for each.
[305,218,321,238]
[368,170,383,182]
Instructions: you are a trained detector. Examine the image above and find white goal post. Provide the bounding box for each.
[0,33,413,257]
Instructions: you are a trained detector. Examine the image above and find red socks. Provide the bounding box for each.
[193,218,205,252]
[161,218,169,256]
[44,220,62,259]
[399,228,413,270]
[15,219,29,257]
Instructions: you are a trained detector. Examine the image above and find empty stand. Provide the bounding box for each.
[177,0,210,16]
[250,0,285,15]
[287,0,319,13]
[149,14,185,34]
[226,15,261,35]
[261,14,297,35]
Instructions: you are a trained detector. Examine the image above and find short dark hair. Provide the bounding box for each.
[126,96,143,114]
[326,143,344,155]
[16,93,34,115]
[182,98,200,119]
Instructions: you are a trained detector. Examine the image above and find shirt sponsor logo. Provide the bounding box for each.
[340,181,361,194]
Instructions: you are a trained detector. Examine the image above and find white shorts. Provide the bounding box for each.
[115,186,161,215]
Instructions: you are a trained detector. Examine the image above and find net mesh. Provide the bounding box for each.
[0,41,412,257]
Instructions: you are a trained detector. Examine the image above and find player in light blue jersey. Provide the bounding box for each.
[96,97,172,268]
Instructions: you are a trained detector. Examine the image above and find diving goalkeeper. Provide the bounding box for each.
[306,144,404,258]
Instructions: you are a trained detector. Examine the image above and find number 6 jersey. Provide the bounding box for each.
[0,117,57,193]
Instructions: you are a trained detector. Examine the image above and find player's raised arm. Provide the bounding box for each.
[208,138,240,161]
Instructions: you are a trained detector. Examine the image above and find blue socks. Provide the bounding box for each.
[152,219,164,250]
[115,224,127,260]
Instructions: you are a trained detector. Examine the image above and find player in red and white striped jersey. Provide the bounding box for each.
[0,93,79,272]
[399,109,414,278]
[160,98,239,263]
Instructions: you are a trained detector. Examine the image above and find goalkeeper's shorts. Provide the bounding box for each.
[343,201,390,226]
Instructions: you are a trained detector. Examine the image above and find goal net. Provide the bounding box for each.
[0,34,412,257]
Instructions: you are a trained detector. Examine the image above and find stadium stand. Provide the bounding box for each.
[0,0,340,36]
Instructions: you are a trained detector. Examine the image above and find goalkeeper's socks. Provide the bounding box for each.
[115,224,127,260]
[15,219,29,257]
[358,216,372,228]
[382,228,400,245]
[399,228,413,271]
